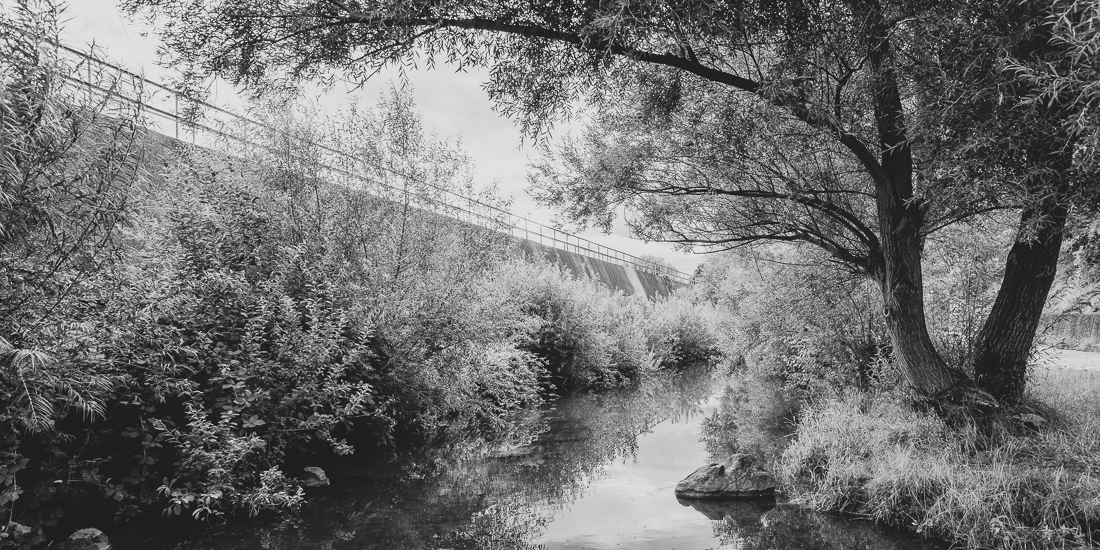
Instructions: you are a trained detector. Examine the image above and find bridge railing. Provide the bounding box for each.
[52,42,693,285]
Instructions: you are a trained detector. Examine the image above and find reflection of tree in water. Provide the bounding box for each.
[677,500,946,550]
[699,374,800,465]
[116,367,718,550]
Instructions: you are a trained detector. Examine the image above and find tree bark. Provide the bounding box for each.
[874,205,971,395]
[862,0,969,396]
[973,194,1069,403]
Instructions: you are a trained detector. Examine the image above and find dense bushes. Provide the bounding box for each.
[922,220,1013,369]
[694,239,1100,549]
[490,261,719,391]
[0,9,724,534]
[693,222,1016,397]
[694,246,888,399]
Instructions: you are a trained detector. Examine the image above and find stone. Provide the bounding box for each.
[300,466,330,488]
[61,527,110,550]
[674,454,776,499]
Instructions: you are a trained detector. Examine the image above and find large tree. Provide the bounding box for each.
[122,0,1086,403]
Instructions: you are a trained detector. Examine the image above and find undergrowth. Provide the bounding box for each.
[0,9,726,538]
[779,367,1100,550]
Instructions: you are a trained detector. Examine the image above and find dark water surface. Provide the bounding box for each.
[115,369,946,549]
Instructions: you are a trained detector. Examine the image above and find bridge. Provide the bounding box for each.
[56,42,692,298]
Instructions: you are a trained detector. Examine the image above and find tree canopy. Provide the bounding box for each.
[121,0,1098,403]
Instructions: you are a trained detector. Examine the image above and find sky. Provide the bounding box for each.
[53,0,704,274]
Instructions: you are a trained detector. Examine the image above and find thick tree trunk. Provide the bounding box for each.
[973,196,1069,403]
[967,0,1078,405]
[875,207,970,395]
[861,0,970,397]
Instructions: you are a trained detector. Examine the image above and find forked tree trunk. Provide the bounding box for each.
[875,204,970,395]
[862,0,970,398]
[973,195,1070,403]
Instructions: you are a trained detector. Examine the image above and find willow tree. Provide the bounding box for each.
[122,0,1082,403]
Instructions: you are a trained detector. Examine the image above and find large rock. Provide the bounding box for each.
[61,527,110,550]
[674,454,776,499]
[300,466,330,488]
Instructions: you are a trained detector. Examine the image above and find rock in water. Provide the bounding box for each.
[61,528,110,550]
[674,454,776,499]
[300,466,330,487]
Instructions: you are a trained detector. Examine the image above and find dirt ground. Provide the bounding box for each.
[1032,348,1100,371]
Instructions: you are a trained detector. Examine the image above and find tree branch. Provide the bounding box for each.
[323,13,889,182]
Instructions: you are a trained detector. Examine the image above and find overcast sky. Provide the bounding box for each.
[55,0,703,273]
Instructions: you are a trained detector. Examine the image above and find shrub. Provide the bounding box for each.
[490,260,654,390]
[0,0,145,528]
[694,246,886,398]
[922,219,1013,369]
[645,292,722,368]
[0,10,721,530]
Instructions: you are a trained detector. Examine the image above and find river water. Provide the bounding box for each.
[115,368,946,549]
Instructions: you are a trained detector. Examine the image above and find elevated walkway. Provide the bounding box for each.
[519,240,683,299]
[54,41,692,295]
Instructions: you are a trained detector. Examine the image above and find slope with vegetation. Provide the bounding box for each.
[122,0,1099,406]
[0,5,722,543]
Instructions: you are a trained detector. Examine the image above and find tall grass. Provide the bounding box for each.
[779,366,1100,549]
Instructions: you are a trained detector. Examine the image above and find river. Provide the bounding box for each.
[114,367,946,549]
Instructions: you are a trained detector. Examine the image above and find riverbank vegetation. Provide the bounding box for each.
[694,241,1100,549]
[114,0,1100,546]
[780,368,1100,550]
[9,0,1100,546]
[0,8,722,540]
[135,0,1100,405]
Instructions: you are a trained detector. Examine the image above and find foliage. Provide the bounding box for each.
[1010,0,1100,173]
[922,219,1015,369]
[118,0,1100,406]
[696,224,1025,393]
[694,246,887,399]
[645,292,722,368]
[0,0,139,433]
[700,375,800,466]
[1048,212,1100,315]
[490,260,652,391]
[0,0,145,531]
[0,54,717,535]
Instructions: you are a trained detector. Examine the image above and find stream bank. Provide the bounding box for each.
[111,368,946,549]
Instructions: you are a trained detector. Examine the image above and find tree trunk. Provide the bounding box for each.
[875,206,971,395]
[973,195,1069,403]
[862,0,970,397]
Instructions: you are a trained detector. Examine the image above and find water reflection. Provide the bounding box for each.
[679,499,946,550]
[700,375,801,465]
[113,368,944,550]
